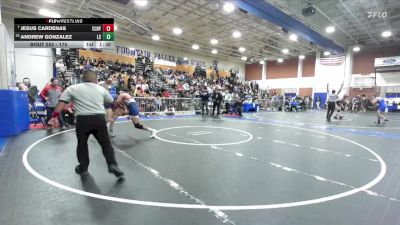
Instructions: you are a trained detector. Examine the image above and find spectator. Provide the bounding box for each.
[84,59,93,70]
[126,74,135,88]
[224,90,232,114]
[98,57,105,67]
[232,92,243,116]
[316,96,321,110]
[199,87,210,116]
[134,87,143,97]
[40,78,66,130]
[211,88,223,116]
[162,89,171,98]
[18,77,39,104]
[17,81,28,91]
[154,93,162,112]
[183,82,190,97]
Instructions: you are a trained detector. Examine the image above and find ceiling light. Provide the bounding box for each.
[223,2,235,13]
[173,27,182,35]
[282,48,289,54]
[382,31,392,38]
[353,46,361,52]
[289,34,298,41]
[152,34,160,41]
[325,26,335,33]
[299,55,305,59]
[45,0,56,3]
[134,0,148,7]
[277,58,283,63]
[192,44,199,50]
[38,8,61,18]
[232,31,241,38]
[323,51,331,56]
[183,57,188,61]
[238,47,246,52]
[211,49,218,54]
[241,56,247,61]
[260,61,265,65]
[210,39,219,45]
[114,25,118,31]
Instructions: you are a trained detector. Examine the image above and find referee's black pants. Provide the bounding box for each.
[76,115,117,170]
[326,102,336,120]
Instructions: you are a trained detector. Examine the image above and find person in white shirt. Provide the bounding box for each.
[224,90,233,114]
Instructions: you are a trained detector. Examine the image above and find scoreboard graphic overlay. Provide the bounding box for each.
[14,18,114,48]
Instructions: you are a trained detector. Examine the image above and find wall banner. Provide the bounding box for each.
[116,45,206,67]
[374,56,400,67]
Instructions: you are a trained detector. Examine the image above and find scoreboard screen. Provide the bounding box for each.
[14,18,114,48]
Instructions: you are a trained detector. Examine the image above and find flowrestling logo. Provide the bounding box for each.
[367,11,388,19]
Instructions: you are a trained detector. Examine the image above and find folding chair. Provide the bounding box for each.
[30,101,47,127]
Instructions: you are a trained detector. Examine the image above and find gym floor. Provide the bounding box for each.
[1,111,400,225]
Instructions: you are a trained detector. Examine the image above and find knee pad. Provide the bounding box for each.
[134,123,144,129]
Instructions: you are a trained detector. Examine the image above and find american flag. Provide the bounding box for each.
[319,53,346,66]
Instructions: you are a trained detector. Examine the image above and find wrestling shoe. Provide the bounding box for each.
[108,164,124,178]
[148,128,157,138]
[75,165,89,176]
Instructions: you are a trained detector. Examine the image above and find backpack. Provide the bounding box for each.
[28,86,39,104]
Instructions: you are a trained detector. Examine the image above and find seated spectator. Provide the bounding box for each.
[17,82,27,91]
[98,57,105,67]
[127,75,135,90]
[134,87,143,97]
[18,77,39,104]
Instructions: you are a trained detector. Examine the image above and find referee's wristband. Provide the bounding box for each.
[52,112,60,118]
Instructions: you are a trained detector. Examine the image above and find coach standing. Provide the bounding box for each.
[48,70,124,178]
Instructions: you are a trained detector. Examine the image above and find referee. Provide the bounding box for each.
[326,83,343,122]
[49,70,124,178]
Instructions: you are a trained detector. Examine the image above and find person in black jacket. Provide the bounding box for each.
[199,87,210,116]
[212,88,223,116]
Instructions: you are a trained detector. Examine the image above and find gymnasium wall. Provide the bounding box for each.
[14,48,54,90]
[302,56,316,77]
[299,88,313,97]
[353,46,400,74]
[247,46,399,97]
[254,52,339,96]
[245,63,262,80]
[266,58,298,79]
[2,17,53,90]
[352,45,400,88]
